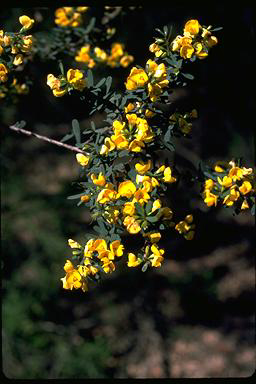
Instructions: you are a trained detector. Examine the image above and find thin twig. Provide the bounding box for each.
[9,124,87,154]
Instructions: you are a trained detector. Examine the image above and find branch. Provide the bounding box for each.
[9,124,87,154]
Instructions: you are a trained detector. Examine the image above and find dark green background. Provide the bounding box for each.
[1,5,255,378]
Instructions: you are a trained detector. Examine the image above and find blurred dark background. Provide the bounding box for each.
[1,5,255,378]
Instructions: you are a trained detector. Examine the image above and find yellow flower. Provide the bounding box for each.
[144,232,161,243]
[228,166,244,181]
[151,199,162,213]
[96,188,117,204]
[94,239,108,254]
[163,167,176,183]
[206,35,218,47]
[175,214,195,240]
[67,69,86,91]
[80,195,90,203]
[94,47,108,61]
[76,153,90,166]
[13,54,23,66]
[185,214,193,224]
[239,181,252,195]
[53,88,68,97]
[19,15,35,30]
[204,179,215,190]
[47,74,61,90]
[83,239,96,257]
[20,35,33,52]
[124,103,135,113]
[180,45,194,59]
[127,253,141,267]
[123,216,141,234]
[223,187,240,206]
[241,199,249,210]
[133,189,150,204]
[64,259,75,273]
[118,180,136,198]
[119,55,134,67]
[111,134,129,149]
[101,257,115,273]
[112,120,126,135]
[68,239,82,249]
[76,7,89,13]
[125,67,148,90]
[75,45,91,63]
[204,189,218,207]
[184,19,200,35]
[156,165,166,174]
[91,173,106,187]
[123,201,136,216]
[175,220,190,234]
[194,42,208,59]
[135,160,152,175]
[110,42,124,59]
[100,137,116,155]
[0,63,8,82]
[128,139,145,152]
[171,35,182,51]
[214,164,225,173]
[61,268,82,290]
[110,240,124,257]
[217,176,233,188]
[149,244,165,267]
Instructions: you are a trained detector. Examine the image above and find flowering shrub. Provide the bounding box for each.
[5,9,255,294]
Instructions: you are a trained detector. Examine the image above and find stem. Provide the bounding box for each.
[9,124,87,154]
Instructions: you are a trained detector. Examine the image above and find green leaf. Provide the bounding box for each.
[87,69,94,88]
[142,262,150,272]
[147,215,159,223]
[145,201,153,215]
[72,119,81,145]
[84,17,96,34]
[135,202,144,217]
[162,139,175,152]
[211,26,223,32]
[181,72,194,80]
[105,76,112,94]
[58,60,64,76]
[60,133,74,143]
[95,78,106,88]
[14,120,26,129]
[67,192,86,200]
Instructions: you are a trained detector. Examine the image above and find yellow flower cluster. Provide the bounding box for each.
[100,113,154,154]
[175,214,195,240]
[171,19,218,59]
[169,109,198,135]
[47,68,86,97]
[0,17,34,83]
[128,243,165,268]
[203,160,254,210]
[124,101,155,118]
[61,237,124,291]
[55,7,89,27]
[125,59,169,101]
[80,161,176,236]
[75,42,134,69]
[0,77,29,99]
